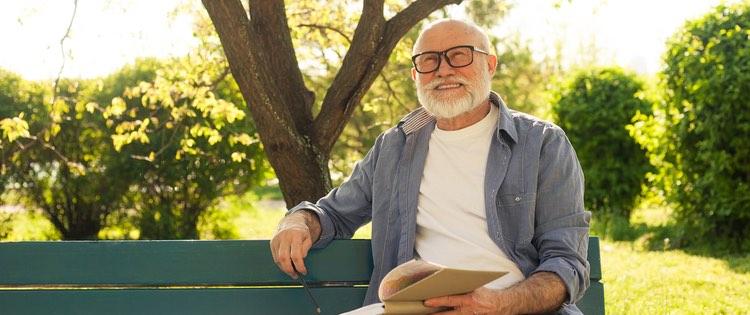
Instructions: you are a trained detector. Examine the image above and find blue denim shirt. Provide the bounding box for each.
[289,92,591,314]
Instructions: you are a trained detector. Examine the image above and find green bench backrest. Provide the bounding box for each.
[0,237,603,314]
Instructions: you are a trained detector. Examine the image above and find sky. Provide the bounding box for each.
[0,0,196,81]
[0,0,734,81]
[492,0,731,74]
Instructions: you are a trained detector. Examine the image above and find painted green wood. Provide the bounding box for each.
[588,236,602,280]
[0,237,604,314]
[0,287,366,315]
[0,239,372,286]
[578,281,605,315]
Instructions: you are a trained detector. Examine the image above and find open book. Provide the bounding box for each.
[341,259,506,315]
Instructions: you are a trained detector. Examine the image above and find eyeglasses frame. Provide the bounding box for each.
[411,45,490,74]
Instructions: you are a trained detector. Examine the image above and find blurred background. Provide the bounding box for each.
[1,0,748,313]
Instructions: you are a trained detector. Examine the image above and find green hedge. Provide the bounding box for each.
[657,1,750,249]
[553,67,652,223]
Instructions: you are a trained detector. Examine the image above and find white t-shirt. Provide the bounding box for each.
[415,104,525,289]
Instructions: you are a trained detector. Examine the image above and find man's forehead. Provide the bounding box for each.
[414,21,484,52]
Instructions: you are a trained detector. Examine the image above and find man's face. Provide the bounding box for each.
[411,24,496,119]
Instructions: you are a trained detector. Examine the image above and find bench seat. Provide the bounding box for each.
[0,237,603,314]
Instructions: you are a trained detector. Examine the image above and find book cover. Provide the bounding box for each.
[342,259,506,315]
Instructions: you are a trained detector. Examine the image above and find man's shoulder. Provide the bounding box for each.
[506,108,566,139]
[397,106,434,135]
[508,109,559,131]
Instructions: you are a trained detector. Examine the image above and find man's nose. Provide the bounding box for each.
[435,55,455,77]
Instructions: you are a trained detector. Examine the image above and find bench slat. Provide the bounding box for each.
[0,240,372,286]
[0,237,603,314]
[588,236,602,280]
[0,287,366,315]
[578,280,605,315]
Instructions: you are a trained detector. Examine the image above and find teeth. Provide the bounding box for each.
[436,83,461,90]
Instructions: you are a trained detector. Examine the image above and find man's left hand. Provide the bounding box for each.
[423,271,567,315]
[424,287,516,315]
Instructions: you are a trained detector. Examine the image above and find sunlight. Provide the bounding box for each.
[0,0,736,80]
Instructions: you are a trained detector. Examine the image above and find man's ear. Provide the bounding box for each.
[411,67,417,81]
[487,54,498,77]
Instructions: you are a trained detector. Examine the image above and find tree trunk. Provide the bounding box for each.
[203,0,462,206]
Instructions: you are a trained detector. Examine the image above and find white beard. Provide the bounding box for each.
[416,67,491,119]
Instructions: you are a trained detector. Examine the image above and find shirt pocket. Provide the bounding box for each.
[497,192,536,245]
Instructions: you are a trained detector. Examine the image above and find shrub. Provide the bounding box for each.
[646,1,750,250]
[553,67,652,225]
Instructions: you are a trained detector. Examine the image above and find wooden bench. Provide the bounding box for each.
[0,237,604,314]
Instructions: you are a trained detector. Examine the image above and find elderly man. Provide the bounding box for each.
[270,19,590,314]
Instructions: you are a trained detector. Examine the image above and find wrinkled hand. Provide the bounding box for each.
[424,287,516,315]
[269,211,319,279]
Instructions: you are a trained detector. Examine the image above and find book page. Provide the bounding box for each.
[379,259,507,302]
[378,260,443,300]
[384,301,448,314]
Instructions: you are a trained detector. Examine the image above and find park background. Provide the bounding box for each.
[1,0,748,313]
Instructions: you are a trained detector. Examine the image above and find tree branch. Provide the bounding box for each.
[297,23,352,44]
[313,0,462,152]
[52,0,78,104]
[247,0,314,136]
[378,72,408,114]
[203,0,311,148]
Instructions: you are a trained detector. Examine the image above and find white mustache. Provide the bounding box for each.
[423,76,471,90]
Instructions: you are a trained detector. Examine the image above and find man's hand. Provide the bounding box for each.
[424,272,567,315]
[269,210,322,279]
[424,287,515,315]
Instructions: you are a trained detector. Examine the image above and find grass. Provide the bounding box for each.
[600,240,750,314]
[593,196,750,314]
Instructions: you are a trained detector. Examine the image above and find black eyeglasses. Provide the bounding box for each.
[411,45,489,74]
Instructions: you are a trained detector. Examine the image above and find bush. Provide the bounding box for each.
[552,67,652,225]
[648,1,750,250]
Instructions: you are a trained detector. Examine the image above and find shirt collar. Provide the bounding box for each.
[490,91,519,144]
[398,91,519,144]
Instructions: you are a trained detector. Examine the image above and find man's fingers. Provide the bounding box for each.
[274,236,298,279]
[290,235,312,275]
[425,294,471,315]
[425,294,468,307]
[269,213,314,280]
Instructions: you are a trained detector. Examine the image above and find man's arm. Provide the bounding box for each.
[269,209,321,279]
[268,132,390,279]
[531,126,590,304]
[424,271,566,314]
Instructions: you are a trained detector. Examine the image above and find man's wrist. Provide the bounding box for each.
[499,271,566,314]
[284,209,321,243]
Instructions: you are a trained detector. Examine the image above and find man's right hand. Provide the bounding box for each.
[269,210,322,279]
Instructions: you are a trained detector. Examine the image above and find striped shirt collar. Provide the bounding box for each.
[398,91,518,144]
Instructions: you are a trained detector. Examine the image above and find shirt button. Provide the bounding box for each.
[514,196,521,202]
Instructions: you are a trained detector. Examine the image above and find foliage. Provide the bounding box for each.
[632,1,750,250]
[492,34,559,120]
[102,12,270,239]
[0,211,10,239]
[0,15,271,239]
[0,69,140,239]
[552,67,652,226]
[0,207,60,241]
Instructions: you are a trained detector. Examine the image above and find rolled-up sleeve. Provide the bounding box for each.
[531,126,591,304]
[287,134,383,249]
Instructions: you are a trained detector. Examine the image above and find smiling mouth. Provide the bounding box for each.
[434,83,463,90]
